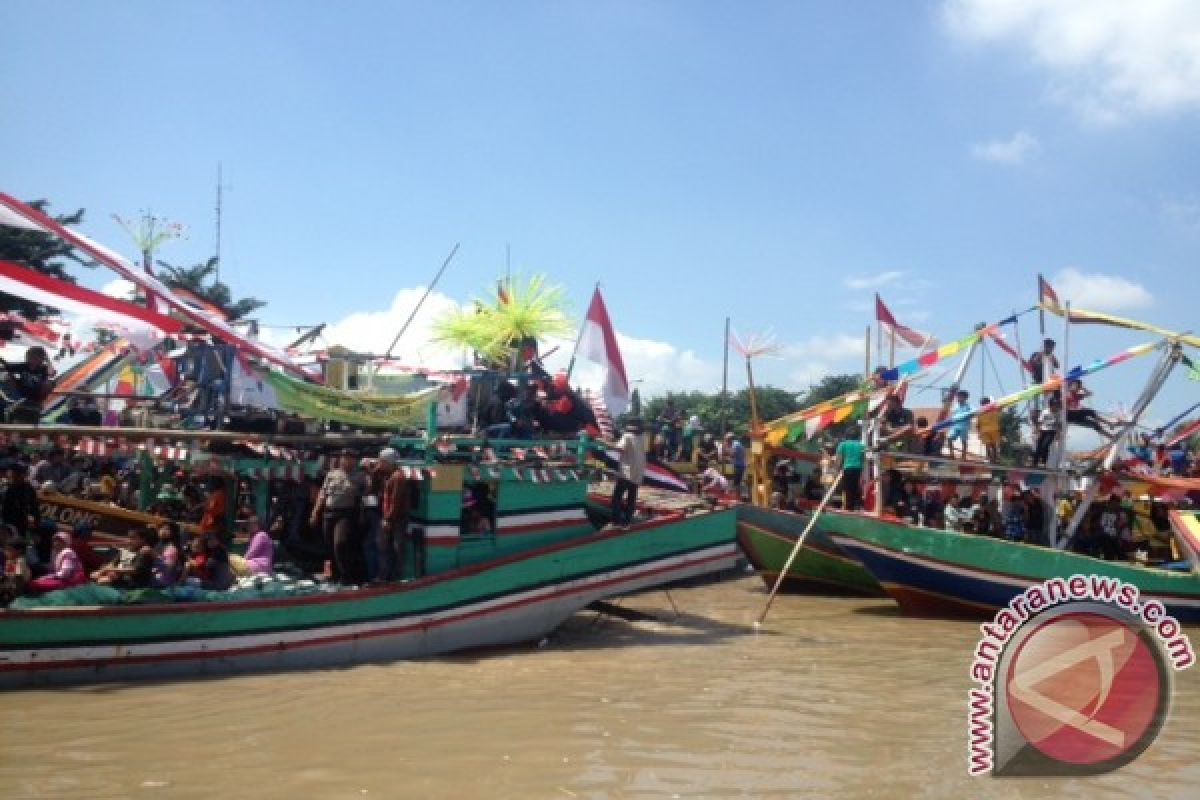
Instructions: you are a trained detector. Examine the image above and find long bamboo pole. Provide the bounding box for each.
[756,468,845,625]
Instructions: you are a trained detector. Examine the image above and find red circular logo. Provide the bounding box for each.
[1005,611,1163,766]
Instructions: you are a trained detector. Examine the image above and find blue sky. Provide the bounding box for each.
[2,1,1199,429]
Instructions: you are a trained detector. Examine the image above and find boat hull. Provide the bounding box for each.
[823,513,1200,623]
[0,511,738,688]
[736,505,883,596]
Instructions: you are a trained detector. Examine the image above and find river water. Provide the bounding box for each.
[1,574,1197,799]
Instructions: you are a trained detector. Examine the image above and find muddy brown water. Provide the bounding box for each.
[1,575,1196,799]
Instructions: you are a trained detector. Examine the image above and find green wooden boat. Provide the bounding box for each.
[824,510,1200,621]
[0,450,738,688]
[735,505,883,595]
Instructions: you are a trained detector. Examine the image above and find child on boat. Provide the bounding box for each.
[93,528,155,589]
[28,532,87,593]
[1,537,30,603]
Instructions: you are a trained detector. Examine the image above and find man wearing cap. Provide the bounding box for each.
[310,450,366,584]
[611,418,646,528]
[379,448,413,580]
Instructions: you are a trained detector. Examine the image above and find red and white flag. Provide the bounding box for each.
[0,192,309,380]
[0,259,184,344]
[1038,274,1060,311]
[875,293,931,349]
[576,287,631,417]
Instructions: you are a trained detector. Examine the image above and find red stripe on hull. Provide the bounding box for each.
[3,549,736,675]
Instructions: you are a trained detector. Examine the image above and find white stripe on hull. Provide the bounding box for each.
[835,536,1200,609]
[0,544,738,688]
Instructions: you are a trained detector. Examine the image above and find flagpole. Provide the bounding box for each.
[565,282,600,382]
[1038,272,1046,339]
[721,316,730,435]
[380,243,460,364]
[864,325,871,379]
[889,328,895,369]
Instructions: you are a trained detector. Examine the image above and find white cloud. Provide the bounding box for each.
[971,130,1041,163]
[259,287,465,368]
[1051,267,1153,311]
[944,0,1200,123]
[565,332,722,399]
[781,333,869,389]
[100,278,136,301]
[844,270,904,290]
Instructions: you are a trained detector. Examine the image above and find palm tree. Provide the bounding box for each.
[156,256,266,321]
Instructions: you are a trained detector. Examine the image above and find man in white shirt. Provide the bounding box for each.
[611,418,646,527]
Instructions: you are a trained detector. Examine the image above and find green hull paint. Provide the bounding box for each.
[0,509,737,650]
[821,511,1200,597]
[735,505,883,596]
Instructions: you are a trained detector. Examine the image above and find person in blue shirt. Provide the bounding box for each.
[946,390,973,460]
[725,433,747,497]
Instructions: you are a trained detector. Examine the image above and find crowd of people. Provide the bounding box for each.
[0,438,452,605]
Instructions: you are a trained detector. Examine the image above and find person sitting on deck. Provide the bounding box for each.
[93,528,156,589]
[1,537,30,603]
[878,395,916,452]
[943,495,966,532]
[70,523,106,577]
[1069,506,1122,561]
[0,346,56,418]
[537,372,596,436]
[1027,339,1059,385]
[946,390,973,460]
[700,464,729,498]
[462,491,493,535]
[182,532,234,590]
[916,416,943,459]
[1065,379,1114,437]
[239,515,276,577]
[28,532,86,593]
[154,523,183,587]
[1003,494,1027,542]
[976,398,1000,463]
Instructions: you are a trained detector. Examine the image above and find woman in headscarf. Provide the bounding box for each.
[28,532,87,593]
[241,516,276,577]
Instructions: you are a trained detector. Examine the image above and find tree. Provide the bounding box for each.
[797,373,864,408]
[637,386,801,437]
[157,256,267,321]
[0,200,92,317]
[997,407,1032,465]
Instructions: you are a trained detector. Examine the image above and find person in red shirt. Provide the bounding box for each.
[198,476,228,542]
[70,523,107,576]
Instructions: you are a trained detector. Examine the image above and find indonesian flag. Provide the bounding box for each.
[875,293,931,348]
[576,287,631,416]
[0,192,309,380]
[0,259,184,346]
[1038,274,1061,311]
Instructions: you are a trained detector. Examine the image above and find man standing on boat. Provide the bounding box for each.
[611,418,646,528]
[379,447,411,581]
[834,433,865,511]
[311,449,366,584]
[1,461,39,537]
